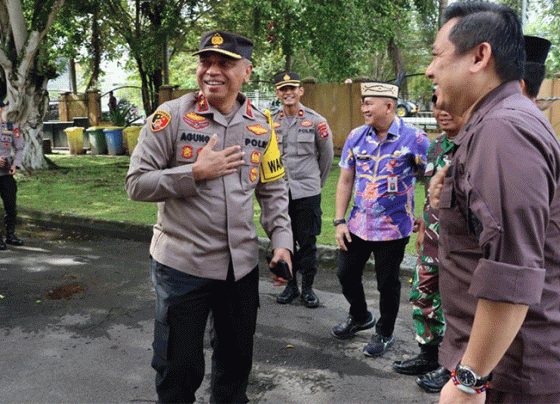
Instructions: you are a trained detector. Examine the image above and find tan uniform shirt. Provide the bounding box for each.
[125,91,293,281]
[272,105,334,199]
[0,122,23,176]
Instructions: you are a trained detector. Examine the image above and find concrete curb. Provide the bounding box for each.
[18,208,417,276]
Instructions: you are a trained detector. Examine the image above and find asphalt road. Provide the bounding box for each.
[0,226,438,404]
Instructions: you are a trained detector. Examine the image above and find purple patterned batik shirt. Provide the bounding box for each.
[339,118,429,241]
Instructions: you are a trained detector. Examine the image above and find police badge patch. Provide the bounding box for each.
[151,111,171,132]
[318,121,330,139]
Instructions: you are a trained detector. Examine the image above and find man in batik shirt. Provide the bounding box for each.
[332,81,429,358]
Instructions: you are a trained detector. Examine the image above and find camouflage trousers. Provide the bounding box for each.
[409,258,445,345]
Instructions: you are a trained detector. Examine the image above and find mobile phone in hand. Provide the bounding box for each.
[266,256,292,281]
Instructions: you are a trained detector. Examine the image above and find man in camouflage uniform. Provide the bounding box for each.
[393,95,462,393]
[0,99,24,250]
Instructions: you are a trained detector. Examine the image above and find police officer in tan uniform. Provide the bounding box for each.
[0,99,24,250]
[271,72,334,308]
[125,31,293,404]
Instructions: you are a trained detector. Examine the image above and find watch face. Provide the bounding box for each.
[457,367,476,387]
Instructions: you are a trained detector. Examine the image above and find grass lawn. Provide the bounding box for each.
[17,154,425,255]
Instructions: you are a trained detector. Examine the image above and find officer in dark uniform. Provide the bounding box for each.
[0,99,24,250]
[271,72,334,308]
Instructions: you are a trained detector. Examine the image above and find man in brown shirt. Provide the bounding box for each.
[126,31,292,403]
[426,2,560,403]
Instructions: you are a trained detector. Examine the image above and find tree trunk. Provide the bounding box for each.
[86,5,101,91]
[387,37,408,96]
[438,0,448,29]
[3,69,49,171]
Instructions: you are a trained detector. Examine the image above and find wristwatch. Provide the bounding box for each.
[452,363,492,394]
[333,218,346,227]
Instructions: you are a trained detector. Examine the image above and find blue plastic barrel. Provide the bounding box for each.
[103,127,124,155]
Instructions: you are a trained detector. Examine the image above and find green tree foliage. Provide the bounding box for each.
[103,0,209,116]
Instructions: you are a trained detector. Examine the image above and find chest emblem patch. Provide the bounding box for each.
[250,151,261,164]
[181,145,194,159]
[247,124,268,136]
[151,110,171,132]
[250,166,258,182]
[183,112,210,129]
[301,120,313,127]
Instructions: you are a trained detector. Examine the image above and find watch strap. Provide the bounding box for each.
[333,218,346,226]
[451,370,489,394]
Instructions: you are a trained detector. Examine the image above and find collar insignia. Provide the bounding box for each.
[197,93,209,112]
[246,99,253,118]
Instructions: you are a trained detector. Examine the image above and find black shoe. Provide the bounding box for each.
[5,233,23,246]
[0,238,6,250]
[363,333,395,357]
[276,284,300,304]
[416,366,451,393]
[393,348,440,375]
[301,289,319,308]
[331,312,375,339]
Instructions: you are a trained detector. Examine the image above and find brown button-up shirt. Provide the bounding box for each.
[438,81,560,394]
[125,91,293,281]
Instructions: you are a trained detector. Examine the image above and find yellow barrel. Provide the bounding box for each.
[63,127,85,155]
[123,126,143,156]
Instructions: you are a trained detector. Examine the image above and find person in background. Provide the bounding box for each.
[0,99,24,250]
[271,71,334,308]
[332,81,429,358]
[426,2,560,403]
[520,35,551,102]
[125,30,292,404]
[392,93,463,394]
[108,91,117,112]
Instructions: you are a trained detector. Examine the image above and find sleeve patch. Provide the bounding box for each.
[318,121,330,139]
[151,111,171,132]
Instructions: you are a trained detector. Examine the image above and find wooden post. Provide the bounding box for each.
[86,89,101,126]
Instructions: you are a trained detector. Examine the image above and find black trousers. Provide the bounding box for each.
[0,175,17,230]
[288,193,322,289]
[151,260,259,404]
[337,233,409,337]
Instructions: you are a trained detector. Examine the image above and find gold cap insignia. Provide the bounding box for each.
[211,33,224,46]
[283,74,291,80]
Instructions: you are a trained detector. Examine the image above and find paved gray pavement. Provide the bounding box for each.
[0,224,438,404]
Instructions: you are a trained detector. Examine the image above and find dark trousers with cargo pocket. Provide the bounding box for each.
[151,259,259,404]
[288,193,322,289]
[0,174,17,232]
